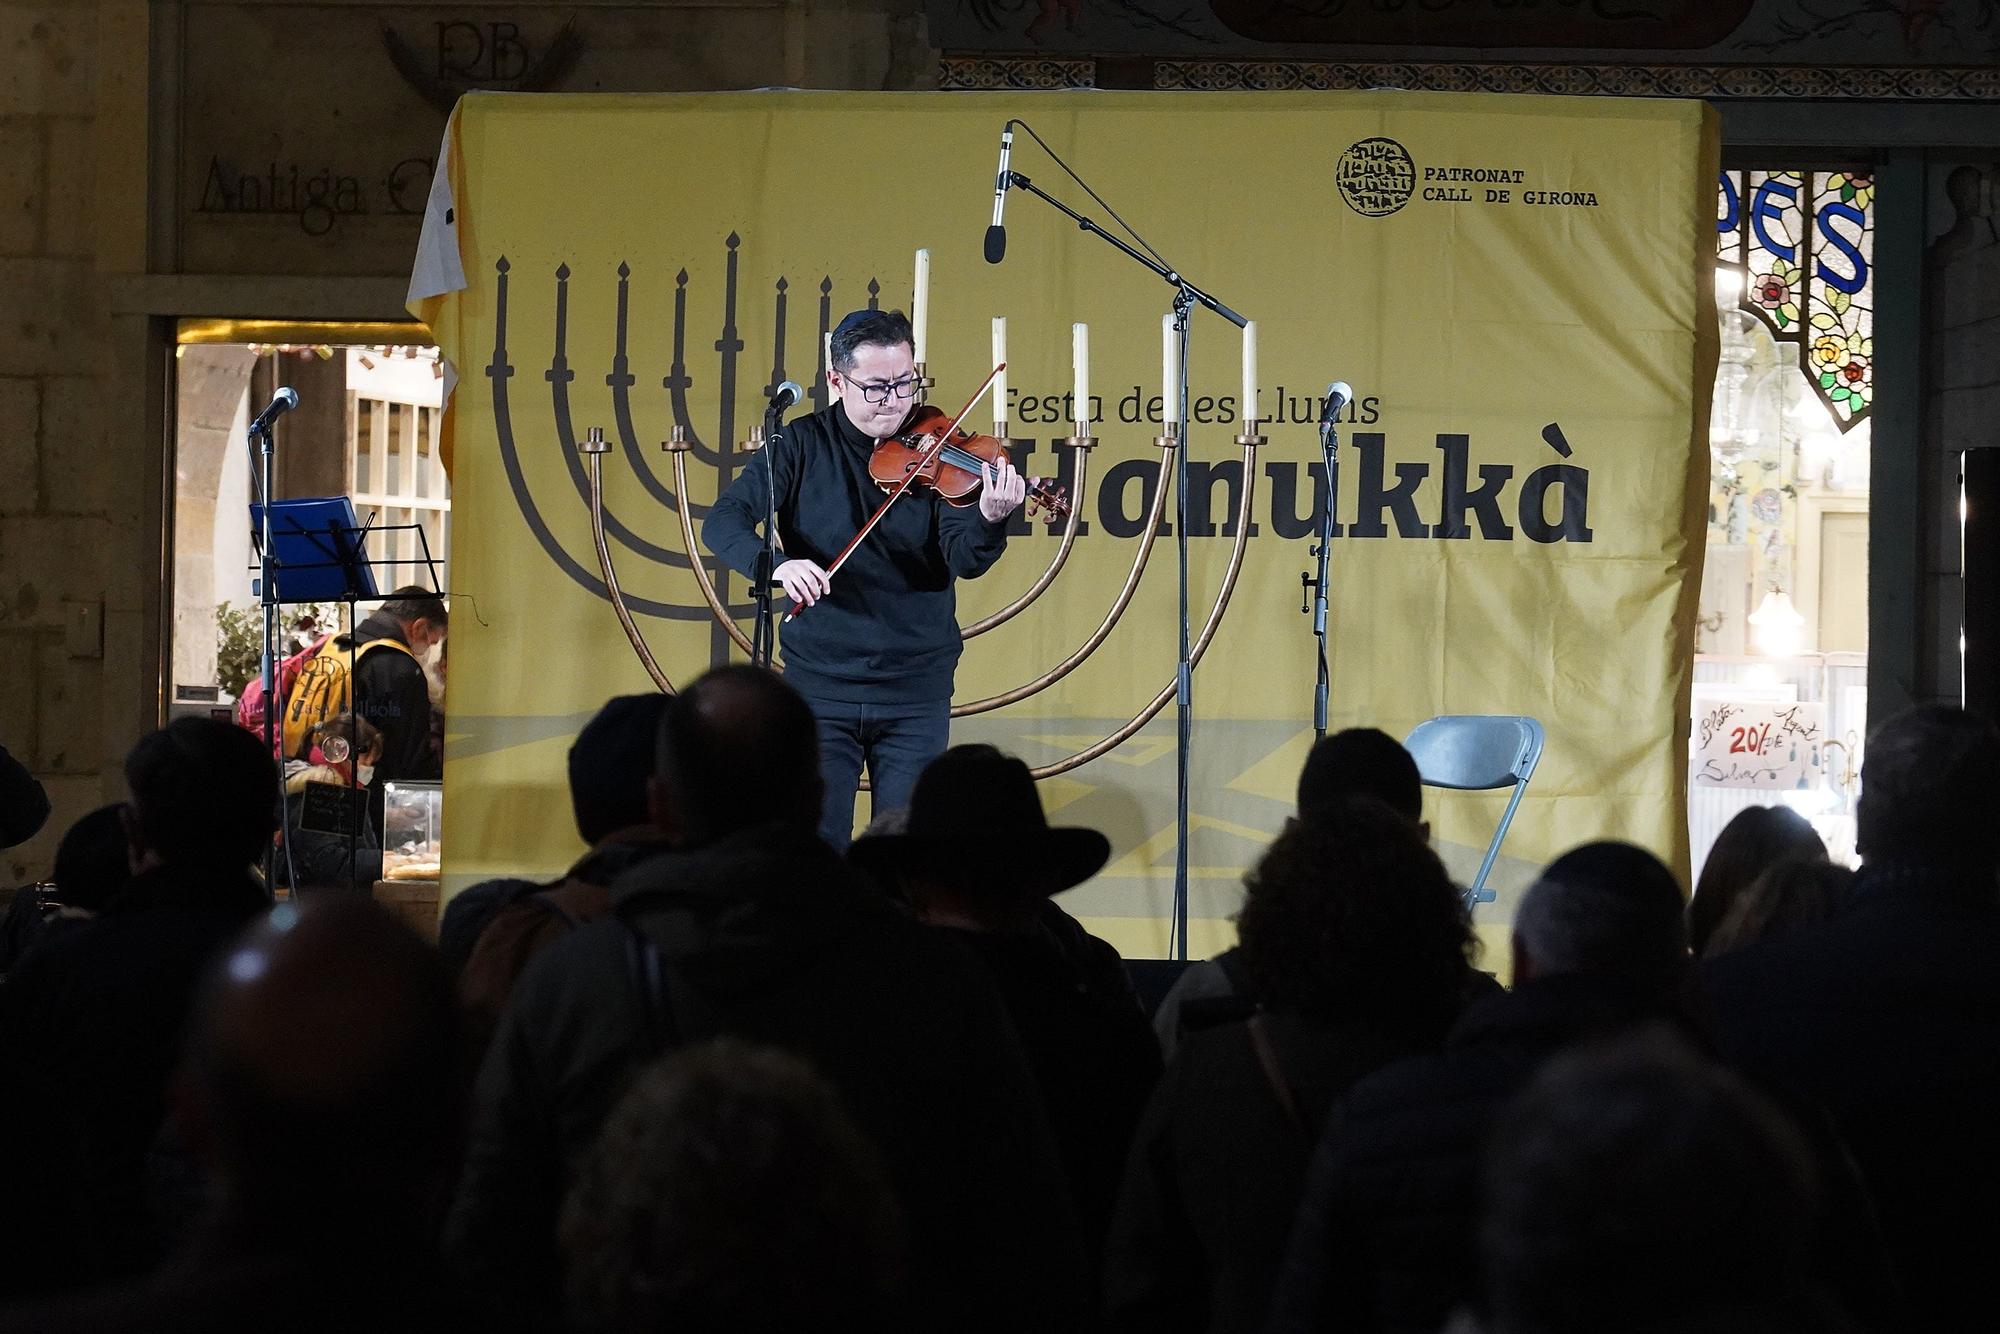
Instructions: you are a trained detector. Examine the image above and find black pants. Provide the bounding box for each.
[809,696,951,849]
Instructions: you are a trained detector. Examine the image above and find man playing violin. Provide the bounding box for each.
[704,307,1028,848]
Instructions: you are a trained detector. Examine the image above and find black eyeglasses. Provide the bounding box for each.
[840,373,920,406]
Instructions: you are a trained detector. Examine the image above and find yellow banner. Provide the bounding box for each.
[413,90,1719,960]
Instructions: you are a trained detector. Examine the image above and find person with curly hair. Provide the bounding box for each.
[1103,797,1479,1334]
[560,1039,905,1334]
[1152,726,1433,1058]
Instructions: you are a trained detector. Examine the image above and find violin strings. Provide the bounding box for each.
[903,430,1063,512]
[927,443,1059,504]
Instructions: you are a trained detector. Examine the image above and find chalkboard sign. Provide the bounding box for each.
[298,780,369,835]
[1694,700,1826,790]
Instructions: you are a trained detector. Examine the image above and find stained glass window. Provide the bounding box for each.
[1716,170,1874,429]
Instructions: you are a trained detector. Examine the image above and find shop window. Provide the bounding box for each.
[1693,171,1873,876]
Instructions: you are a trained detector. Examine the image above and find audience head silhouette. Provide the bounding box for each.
[561,1039,904,1334]
[1688,805,1827,955]
[181,896,469,1241]
[1480,1031,1820,1334]
[122,716,278,872]
[651,666,822,847]
[1856,704,2000,871]
[850,743,1110,920]
[570,693,671,845]
[1238,795,1472,1038]
[1512,841,1687,995]
[1702,858,1855,960]
[1296,727,1424,826]
[51,803,134,911]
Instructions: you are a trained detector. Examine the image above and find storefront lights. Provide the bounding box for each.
[1749,588,1806,657]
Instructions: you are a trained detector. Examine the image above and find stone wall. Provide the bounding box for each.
[0,2,132,885]
[169,344,255,693]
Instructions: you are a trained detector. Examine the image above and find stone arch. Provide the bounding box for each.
[171,345,257,691]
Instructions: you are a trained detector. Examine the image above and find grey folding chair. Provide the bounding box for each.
[1403,715,1546,908]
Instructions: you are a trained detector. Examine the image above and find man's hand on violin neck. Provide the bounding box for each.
[774,559,832,606]
[979,456,1029,523]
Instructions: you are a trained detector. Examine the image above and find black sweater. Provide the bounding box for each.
[350,613,438,782]
[702,401,1008,704]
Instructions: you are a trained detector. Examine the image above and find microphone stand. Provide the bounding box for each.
[1000,168,1249,961]
[750,396,787,670]
[248,418,280,898]
[1172,289,1195,963]
[1305,410,1339,740]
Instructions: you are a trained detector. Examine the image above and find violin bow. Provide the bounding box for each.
[785,362,1006,622]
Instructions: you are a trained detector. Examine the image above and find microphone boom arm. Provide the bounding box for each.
[1000,172,1249,329]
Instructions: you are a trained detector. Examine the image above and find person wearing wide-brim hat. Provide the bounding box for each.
[849,743,1110,909]
[851,744,1162,1274]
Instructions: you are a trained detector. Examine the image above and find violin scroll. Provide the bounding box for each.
[1025,479,1070,522]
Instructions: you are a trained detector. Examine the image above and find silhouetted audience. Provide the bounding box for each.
[1464,1031,1853,1334]
[1269,841,1690,1334]
[0,803,130,973]
[1702,857,1855,960]
[1688,804,1827,956]
[0,739,49,848]
[1106,796,1477,1334]
[0,805,125,1298]
[1,717,276,1287]
[1152,727,1429,1057]
[14,684,2000,1334]
[0,897,496,1332]
[561,1039,905,1334]
[1704,704,2000,1331]
[452,693,671,1028]
[851,743,1161,1269]
[448,666,1089,1331]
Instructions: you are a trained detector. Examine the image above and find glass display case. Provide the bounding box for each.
[380,779,442,880]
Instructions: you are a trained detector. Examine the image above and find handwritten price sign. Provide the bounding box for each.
[1694,700,1826,790]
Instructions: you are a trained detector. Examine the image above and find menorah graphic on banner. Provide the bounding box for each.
[484,234,1268,781]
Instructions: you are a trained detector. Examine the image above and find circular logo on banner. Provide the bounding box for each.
[1336,138,1416,217]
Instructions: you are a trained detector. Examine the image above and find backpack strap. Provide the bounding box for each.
[1248,1012,1307,1138]
[343,635,418,667]
[530,888,581,929]
[621,920,676,1054]
[1213,946,1252,995]
[315,632,414,665]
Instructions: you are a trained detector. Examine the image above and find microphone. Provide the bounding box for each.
[984,122,1015,264]
[769,380,804,413]
[247,386,299,436]
[1319,381,1353,428]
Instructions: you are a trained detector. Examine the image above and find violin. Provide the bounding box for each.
[870,405,1071,521]
[787,363,1064,622]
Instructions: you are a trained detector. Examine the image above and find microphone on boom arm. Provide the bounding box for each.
[984,121,1016,264]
